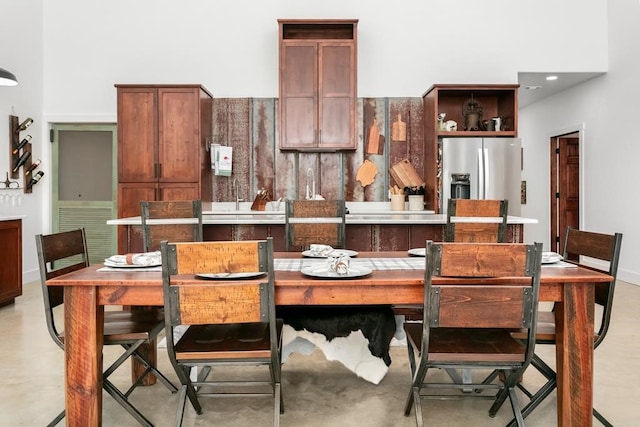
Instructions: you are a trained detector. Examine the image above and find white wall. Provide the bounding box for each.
[520,0,640,284]
[2,0,627,283]
[0,0,43,283]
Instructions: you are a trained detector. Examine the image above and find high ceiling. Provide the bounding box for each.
[517,72,604,108]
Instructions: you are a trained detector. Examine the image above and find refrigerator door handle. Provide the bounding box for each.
[477,148,485,199]
[482,147,489,199]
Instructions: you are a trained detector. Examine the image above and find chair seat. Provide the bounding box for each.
[57,310,165,344]
[103,310,165,343]
[511,310,557,343]
[175,320,283,361]
[405,323,526,364]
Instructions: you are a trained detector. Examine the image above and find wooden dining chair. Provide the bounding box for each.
[395,199,510,323]
[284,199,346,251]
[445,198,509,243]
[35,228,177,427]
[497,227,623,427]
[403,240,543,427]
[141,200,203,252]
[160,238,283,426]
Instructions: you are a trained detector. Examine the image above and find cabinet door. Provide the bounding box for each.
[117,88,158,182]
[318,42,356,150]
[0,219,22,305]
[159,182,200,201]
[158,88,201,182]
[280,42,318,150]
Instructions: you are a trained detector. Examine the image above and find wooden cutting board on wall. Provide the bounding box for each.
[389,159,423,189]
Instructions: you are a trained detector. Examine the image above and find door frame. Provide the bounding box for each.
[549,123,585,252]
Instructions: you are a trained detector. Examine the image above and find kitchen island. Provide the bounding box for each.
[109,202,536,253]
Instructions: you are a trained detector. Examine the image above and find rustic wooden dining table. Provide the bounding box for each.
[46,251,611,427]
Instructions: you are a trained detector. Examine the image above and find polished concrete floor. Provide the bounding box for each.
[2,280,640,426]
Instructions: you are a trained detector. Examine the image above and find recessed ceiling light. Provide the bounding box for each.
[546,75,558,81]
[525,85,542,90]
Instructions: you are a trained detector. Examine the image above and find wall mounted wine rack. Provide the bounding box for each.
[7,115,41,193]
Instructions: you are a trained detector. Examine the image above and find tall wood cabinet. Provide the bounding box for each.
[0,218,22,306]
[422,84,519,212]
[278,19,358,151]
[115,84,213,252]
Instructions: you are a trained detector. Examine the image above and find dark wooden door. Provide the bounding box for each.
[117,87,157,182]
[550,135,580,253]
[158,88,201,182]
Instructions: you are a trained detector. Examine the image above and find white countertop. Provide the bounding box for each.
[106,202,537,226]
[0,215,26,221]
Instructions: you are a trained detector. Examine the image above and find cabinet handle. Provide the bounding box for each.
[154,163,158,179]
[157,163,162,179]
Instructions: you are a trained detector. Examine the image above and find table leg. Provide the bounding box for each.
[555,281,595,427]
[64,286,104,426]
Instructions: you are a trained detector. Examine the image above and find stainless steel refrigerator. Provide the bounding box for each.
[440,137,521,215]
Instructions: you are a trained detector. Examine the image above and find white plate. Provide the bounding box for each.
[541,252,563,264]
[103,261,161,268]
[408,248,426,257]
[301,249,359,258]
[196,272,267,280]
[300,266,372,279]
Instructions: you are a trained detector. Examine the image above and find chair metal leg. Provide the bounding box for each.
[131,351,178,393]
[274,382,281,427]
[46,409,65,427]
[506,387,525,427]
[505,376,557,427]
[412,386,424,427]
[174,385,188,427]
[593,408,613,427]
[103,378,154,427]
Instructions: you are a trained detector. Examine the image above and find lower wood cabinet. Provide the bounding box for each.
[120,222,524,253]
[0,219,22,306]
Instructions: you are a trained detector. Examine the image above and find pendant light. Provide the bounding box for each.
[0,68,18,86]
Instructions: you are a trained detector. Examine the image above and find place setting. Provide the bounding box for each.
[300,246,371,279]
[301,244,358,258]
[99,251,163,271]
[540,251,577,268]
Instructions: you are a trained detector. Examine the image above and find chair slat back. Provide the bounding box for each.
[561,227,622,346]
[35,228,89,347]
[445,199,508,243]
[425,242,542,331]
[285,199,346,250]
[161,240,273,327]
[141,200,203,252]
[436,242,532,277]
[433,285,531,329]
[172,283,266,326]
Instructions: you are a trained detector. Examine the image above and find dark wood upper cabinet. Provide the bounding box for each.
[115,84,213,252]
[278,19,358,151]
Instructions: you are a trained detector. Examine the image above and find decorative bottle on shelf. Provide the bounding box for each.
[15,117,34,133]
[12,135,32,154]
[24,159,41,176]
[27,171,44,189]
[12,151,31,172]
